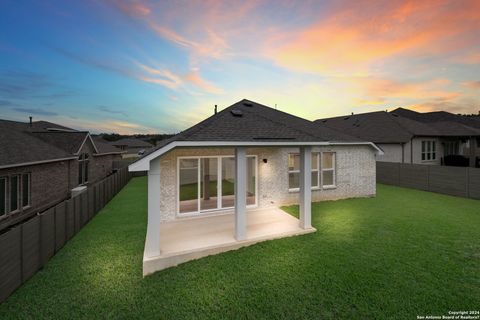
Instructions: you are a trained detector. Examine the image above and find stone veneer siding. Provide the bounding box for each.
[157,145,376,222]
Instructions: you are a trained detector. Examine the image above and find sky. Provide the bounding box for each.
[0,0,479,134]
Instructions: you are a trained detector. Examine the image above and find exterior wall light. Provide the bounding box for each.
[263,158,268,164]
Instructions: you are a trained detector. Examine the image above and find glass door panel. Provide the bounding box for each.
[200,158,219,210]
[246,157,256,205]
[179,159,199,213]
[221,157,235,208]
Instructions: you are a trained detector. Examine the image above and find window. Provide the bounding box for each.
[321,152,336,187]
[78,153,89,185]
[444,141,459,156]
[0,177,6,216]
[10,175,19,212]
[178,156,257,215]
[22,173,30,208]
[421,141,436,161]
[288,152,332,190]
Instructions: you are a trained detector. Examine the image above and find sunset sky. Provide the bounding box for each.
[0,0,479,134]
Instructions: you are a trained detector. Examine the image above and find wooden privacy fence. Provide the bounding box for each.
[377,162,480,199]
[0,167,133,303]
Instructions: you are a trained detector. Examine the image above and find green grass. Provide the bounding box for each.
[1,177,479,319]
[180,179,234,201]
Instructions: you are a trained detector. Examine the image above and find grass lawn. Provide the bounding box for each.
[0,177,479,319]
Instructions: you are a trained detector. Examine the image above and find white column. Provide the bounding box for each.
[299,146,312,229]
[235,147,247,240]
[145,157,161,258]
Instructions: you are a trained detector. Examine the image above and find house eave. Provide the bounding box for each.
[128,140,383,172]
[0,156,77,170]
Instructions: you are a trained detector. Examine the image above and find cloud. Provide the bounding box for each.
[0,99,18,107]
[462,81,480,89]
[97,105,128,116]
[184,70,223,94]
[266,0,480,75]
[13,107,58,116]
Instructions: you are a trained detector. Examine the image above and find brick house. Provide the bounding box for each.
[0,119,123,230]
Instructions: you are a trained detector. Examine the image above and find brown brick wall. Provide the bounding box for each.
[0,160,71,227]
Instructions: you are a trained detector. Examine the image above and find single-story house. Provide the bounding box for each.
[129,99,382,275]
[317,110,480,167]
[0,118,124,230]
[110,138,153,158]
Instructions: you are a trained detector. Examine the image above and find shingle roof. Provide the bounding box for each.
[317,110,480,143]
[143,99,361,157]
[391,107,480,129]
[0,119,122,168]
[0,121,74,168]
[92,137,124,154]
[32,131,90,154]
[111,138,153,148]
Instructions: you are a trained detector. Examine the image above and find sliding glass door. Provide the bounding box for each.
[178,156,257,215]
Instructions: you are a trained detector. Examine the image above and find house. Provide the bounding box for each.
[0,119,124,230]
[316,110,480,167]
[110,138,153,158]
[128,99,382,275]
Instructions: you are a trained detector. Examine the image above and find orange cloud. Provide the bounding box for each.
[184,70,223,94]
[267,0,480,75]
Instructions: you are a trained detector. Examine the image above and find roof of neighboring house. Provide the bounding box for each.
[130,99,380,171]
[0,119,123,168]
[92,136,124,154]
[391,107,480,129]
[316,111,435,143]
[316,110,480,143]
[110,138,153,148]
[0,121,75,168]
[33,131,92,154]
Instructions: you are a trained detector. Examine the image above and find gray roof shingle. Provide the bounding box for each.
[391,108,480,129]
[141,99,362,158]
[317,110,480,144]
[0,119,122,168]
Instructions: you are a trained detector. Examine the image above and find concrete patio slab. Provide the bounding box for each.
[143,207,316,276]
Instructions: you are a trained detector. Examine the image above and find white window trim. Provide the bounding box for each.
[288,152,321,192]
[176,155,258,217]
[288,152,336,192]
[421,140,436,162]
[321,152,336,189]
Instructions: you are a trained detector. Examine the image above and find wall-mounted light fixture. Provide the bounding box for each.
[262,158,268,164]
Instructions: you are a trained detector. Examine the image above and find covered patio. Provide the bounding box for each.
[142,146,316,276]
[143,207,316,275]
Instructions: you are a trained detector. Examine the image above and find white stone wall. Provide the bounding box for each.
[156,145,376,221]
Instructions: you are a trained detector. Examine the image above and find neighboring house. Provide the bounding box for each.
[128,99,382,275]
[317,110,480,167]
[110,138,153,158]
[0,119,123,230]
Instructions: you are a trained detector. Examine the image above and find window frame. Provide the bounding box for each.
[22,173,31,208]
[421,140,436,161]
[321,152,336,189]
[288,152,321,192]
[78,153,89,185]
[176,155,258,217]
[9,174,20,213]
[0,177,6,217]
[288,152,335,191]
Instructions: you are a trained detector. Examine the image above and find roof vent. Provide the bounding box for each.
[322,119,327,123]
[231,109,243,117]
[343,116,350,120]
[243,102,253,107]
[391,113,398,117]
